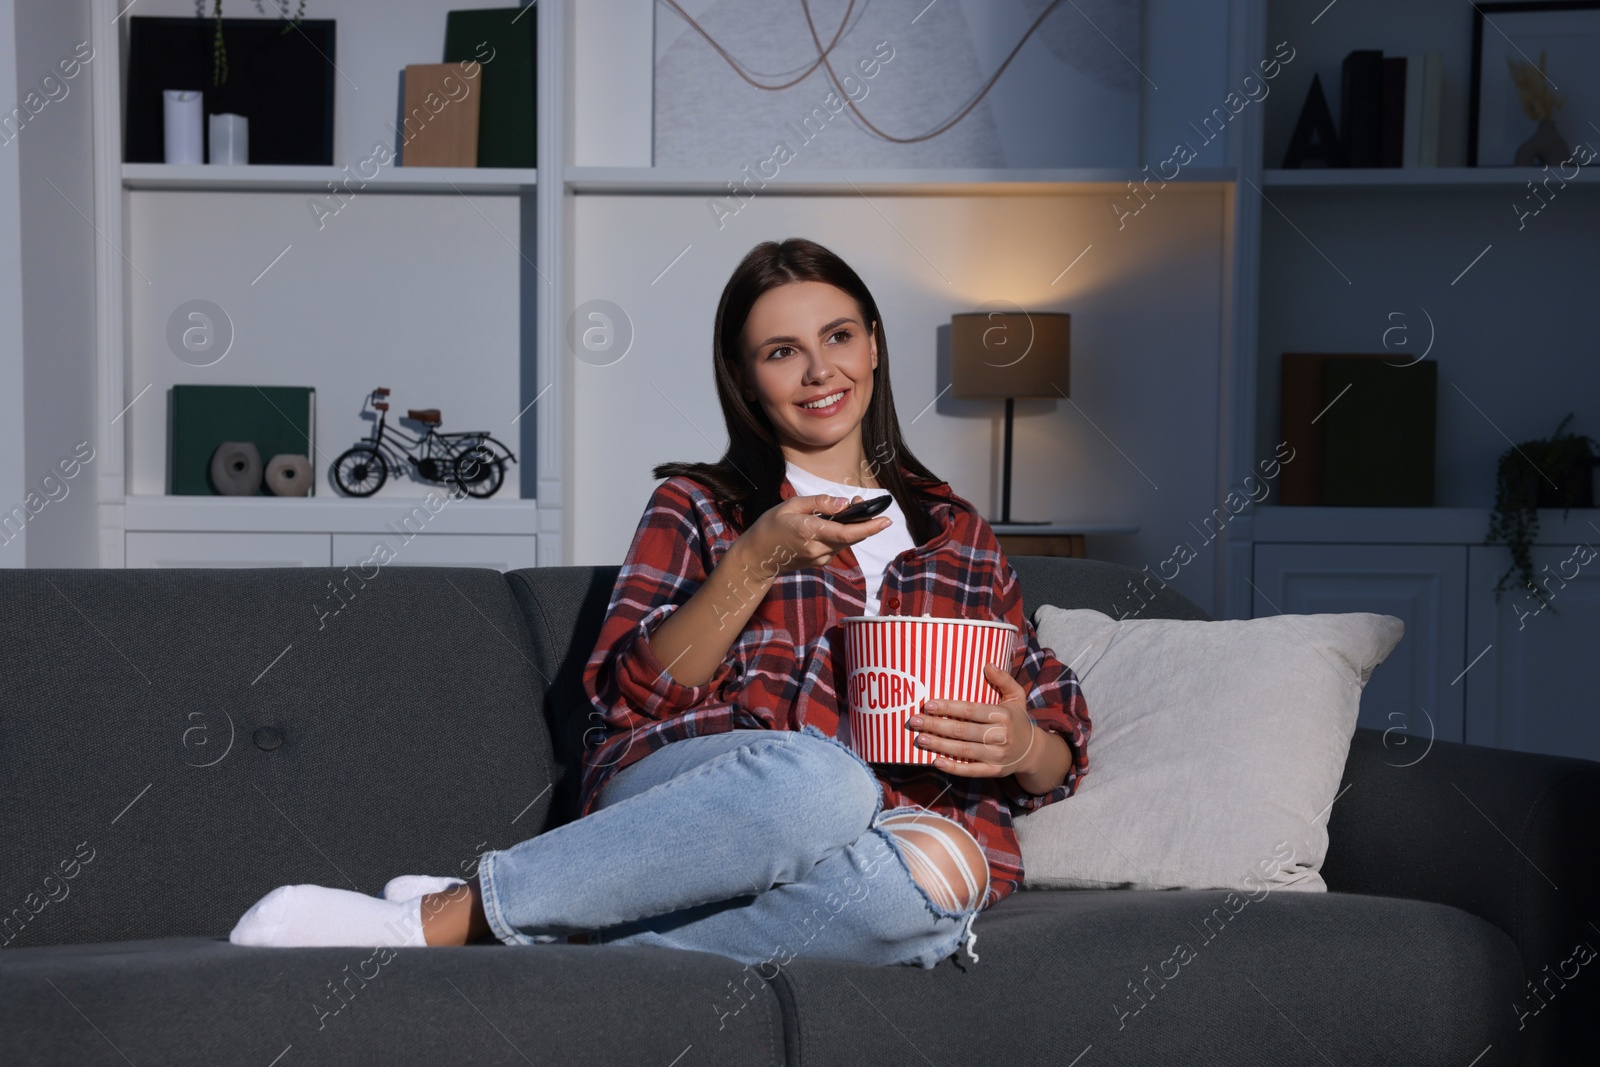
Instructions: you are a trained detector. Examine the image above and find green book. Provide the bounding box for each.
[1319,358,1435,506]
[168,385,316,496]
[443,7,537,168]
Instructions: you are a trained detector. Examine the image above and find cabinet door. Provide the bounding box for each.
[126,532,331,567]
[1253,544,1467,742]
[1466,544,1600,760]
[332,534,539,571]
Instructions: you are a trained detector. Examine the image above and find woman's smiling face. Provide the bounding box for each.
[740,280,878,462]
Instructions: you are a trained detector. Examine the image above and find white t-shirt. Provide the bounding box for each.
[784,460,916,615]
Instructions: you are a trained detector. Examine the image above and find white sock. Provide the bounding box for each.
[383,874,464,901]
[229,884,429,948]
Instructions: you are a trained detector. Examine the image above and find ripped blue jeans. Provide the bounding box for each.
[474,724,990,970]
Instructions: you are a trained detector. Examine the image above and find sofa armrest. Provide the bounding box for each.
[1323,727,1600,1058]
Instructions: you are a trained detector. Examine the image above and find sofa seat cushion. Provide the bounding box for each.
[0,936,785,1067]
[775,888,1524,1067]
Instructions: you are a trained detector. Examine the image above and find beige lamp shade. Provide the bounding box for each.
[950,312,1070,400]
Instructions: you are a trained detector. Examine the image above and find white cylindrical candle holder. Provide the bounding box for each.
[162,90,204,165]
[208,112,249,165]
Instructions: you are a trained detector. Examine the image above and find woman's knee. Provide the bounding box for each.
[774,732,881,828]
[878,812,990,913]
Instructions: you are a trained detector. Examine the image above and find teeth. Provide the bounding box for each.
[801,390,846,409]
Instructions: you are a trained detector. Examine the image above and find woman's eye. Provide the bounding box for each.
[768,330,848,360]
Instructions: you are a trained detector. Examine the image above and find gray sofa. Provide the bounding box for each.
[2,558,1595,1066]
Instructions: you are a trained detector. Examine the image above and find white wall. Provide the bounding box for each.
[570,188,1230,614]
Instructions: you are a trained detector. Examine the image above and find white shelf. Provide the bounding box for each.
[1261,166,1596,189]
[565,166,1238,195]
[122,494,543,536]
[122,164,538,194]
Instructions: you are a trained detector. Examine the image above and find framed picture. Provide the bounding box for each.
[1469,1,1600,166]
[125,16,336,166]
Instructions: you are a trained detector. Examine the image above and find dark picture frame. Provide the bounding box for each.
[1469,0,1600,166]
[125,16,336,166]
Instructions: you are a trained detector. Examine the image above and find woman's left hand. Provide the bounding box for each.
[905,663,1036,778]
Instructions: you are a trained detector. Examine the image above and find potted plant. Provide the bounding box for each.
[1485,412,1597,611]
[208,0,309,87]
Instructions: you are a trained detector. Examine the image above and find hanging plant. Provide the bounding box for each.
[208,0,310,88]
[1485,411,1597,612]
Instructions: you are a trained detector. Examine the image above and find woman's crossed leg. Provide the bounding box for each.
[425,725,992,968]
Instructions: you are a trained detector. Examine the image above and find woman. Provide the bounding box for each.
[229,237,1091,970]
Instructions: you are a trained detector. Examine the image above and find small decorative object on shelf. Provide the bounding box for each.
[1282,73,1344,169]
[332,387,517,499]
[1507,50,1570,166]
[264,453,312,496]
[1485,412,1597,609]
[209,441,262,495]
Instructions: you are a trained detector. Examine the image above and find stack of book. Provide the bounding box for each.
[1340,49,1444,168]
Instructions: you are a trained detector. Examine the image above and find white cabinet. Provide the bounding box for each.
[1249,507,1600,762]
[1466,544,1600,758]
[1252,542,1467,741]
[331,533,538,571]
[126,532,331,568]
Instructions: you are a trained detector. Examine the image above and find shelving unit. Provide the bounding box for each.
[1227,0,1600,761]
[89,0,565,569]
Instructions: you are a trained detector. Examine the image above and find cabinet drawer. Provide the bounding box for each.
[125,532,332,568]
[1252,543,1467,742]
[331,533,538,571]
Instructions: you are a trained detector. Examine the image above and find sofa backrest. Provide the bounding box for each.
[0,567,558,948]
[0,556,1209,948]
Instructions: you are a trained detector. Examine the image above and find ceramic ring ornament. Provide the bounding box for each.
[210,441,263,495]
[265,453,312,496]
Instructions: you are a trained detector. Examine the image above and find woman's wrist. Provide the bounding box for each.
[1011,724,1070,795]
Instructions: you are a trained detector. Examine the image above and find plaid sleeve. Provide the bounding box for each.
[583,478,742,726]
[985,537,1092,813]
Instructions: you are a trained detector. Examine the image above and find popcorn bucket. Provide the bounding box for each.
[843,614,1017,764]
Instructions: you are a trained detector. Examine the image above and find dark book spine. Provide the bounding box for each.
[1380,56,1407,167]
[1340,50,1384,167]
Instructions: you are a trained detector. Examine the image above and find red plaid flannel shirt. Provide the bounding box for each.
[579,471,1091,910]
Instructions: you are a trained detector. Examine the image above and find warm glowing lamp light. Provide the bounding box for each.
[949,311,1070,525]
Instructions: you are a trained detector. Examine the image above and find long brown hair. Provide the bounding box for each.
[653,237,944,545]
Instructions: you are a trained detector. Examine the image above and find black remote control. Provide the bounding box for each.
[821,494,892,524]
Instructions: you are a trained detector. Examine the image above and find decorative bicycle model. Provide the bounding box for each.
[331,387,517,499]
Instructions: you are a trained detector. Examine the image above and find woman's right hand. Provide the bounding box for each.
[738,493,893,579]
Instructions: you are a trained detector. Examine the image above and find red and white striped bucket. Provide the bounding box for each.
[843,614,1017,765]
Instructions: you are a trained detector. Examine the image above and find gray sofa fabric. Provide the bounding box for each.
[2,559,1593,1066]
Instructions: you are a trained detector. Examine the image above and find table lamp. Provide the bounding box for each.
[950,311,1070,525]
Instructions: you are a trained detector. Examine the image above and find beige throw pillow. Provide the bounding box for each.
[1016,607,1404,893]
